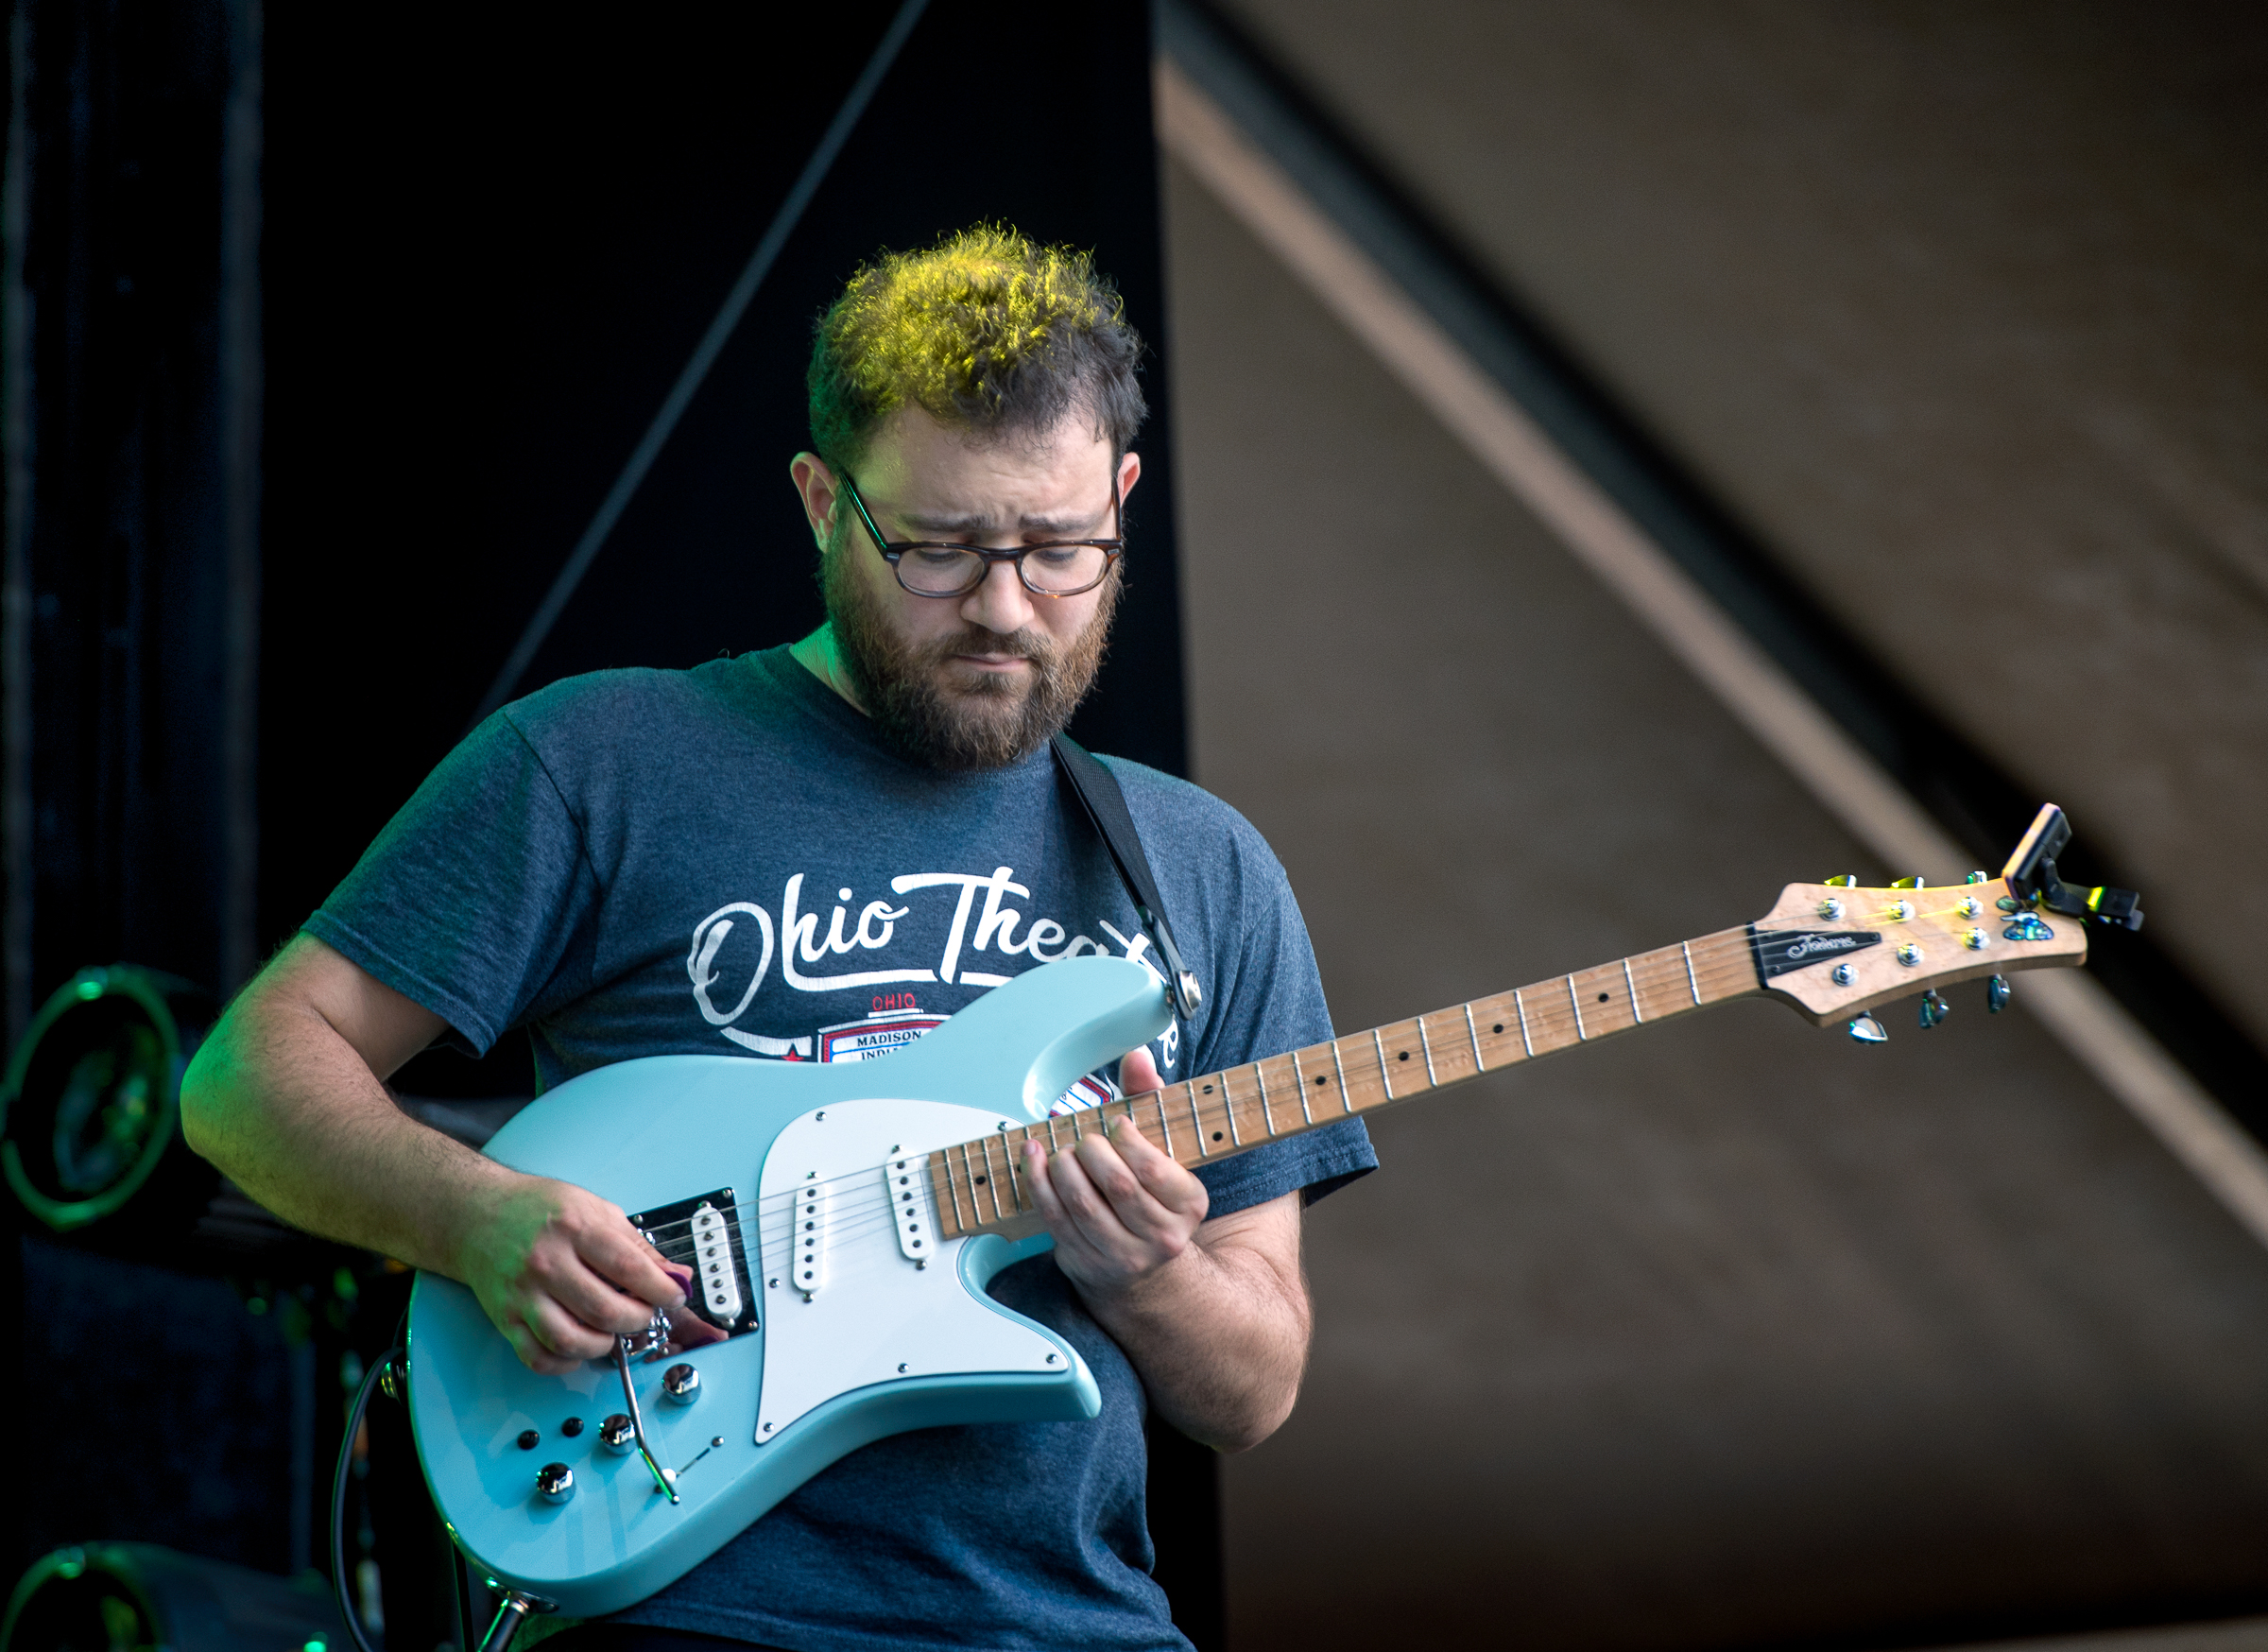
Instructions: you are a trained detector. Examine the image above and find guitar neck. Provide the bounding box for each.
[927,925,1762,1240]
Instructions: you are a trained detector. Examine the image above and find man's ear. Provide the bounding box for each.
[1116,448,1143,509]
[789,452,840,548]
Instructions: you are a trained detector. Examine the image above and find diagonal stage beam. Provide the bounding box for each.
[1153,55,2268,1252]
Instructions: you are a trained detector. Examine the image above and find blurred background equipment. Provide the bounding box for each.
[0,1542,341,1652]
[0,966,213,1242]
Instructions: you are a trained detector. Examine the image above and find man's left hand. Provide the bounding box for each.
[1021,1046,1210,1299]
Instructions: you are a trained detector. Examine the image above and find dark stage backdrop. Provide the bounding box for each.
[258,4,1190,961]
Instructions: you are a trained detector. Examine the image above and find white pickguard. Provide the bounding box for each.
[753,1099,1065,1442]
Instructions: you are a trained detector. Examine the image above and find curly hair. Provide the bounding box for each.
[808,225,1147,473]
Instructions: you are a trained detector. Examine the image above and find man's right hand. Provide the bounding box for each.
[457,1175,695,1375]
[182,936,718,1376]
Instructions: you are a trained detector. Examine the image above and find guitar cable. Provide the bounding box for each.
[332,1336,404,1652]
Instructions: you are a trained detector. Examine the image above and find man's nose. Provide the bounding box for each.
[959,557,1036,634]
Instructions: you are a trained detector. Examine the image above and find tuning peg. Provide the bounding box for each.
[1966,871,1988,884]
[1892,876,1925,889]
[1918,989,1950,1029]
[1847,1013,1888,1044]
[1823,874,1856,887]
[1986,974,2011,1014]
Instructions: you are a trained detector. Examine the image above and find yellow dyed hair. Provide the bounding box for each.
[808,225,1147,473]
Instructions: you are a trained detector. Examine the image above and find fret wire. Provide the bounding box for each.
[1043,1115,1063,1152]
[1372,1027,1393,1099]
[1464,1002,1486,1073]
[939,1151,969,1235]
[1254,1060,1277,1136]
[1002,1130,1030,1215]
[1418,1016,1437,1086]
[987,1134,1015,1219]
[1623,957,1642,1023]
[1516,989,1535,1056]
[987,1134,1015,1221]
[1682,940,1701,1005]
[1292,1049,1314,1125]
[1331,1039,1353,1113]
[1154,1090,1175,1159]
[1567,974,1588,1041]
[1221,1069,1244,1147]
[951,1141,975,1225]
[1185,1080,1206,1157]
[965,1142,998,1225]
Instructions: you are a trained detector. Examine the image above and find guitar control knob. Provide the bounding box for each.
[600,1415,636,1455]
[662,1363,701,1405]
[536,1463,575,1504]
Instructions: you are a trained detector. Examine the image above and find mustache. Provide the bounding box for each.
[919,626,1055,663]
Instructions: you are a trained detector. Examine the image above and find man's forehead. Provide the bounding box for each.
[862,408,1116,525]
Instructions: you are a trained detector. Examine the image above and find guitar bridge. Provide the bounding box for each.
[629,1188,759,1337]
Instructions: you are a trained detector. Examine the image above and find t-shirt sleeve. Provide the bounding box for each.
[301,708,601,1057]
[1159,791,1376,1219]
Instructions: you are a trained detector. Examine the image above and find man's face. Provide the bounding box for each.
[800,408,1140,769]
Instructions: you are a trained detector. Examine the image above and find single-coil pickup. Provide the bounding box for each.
[886,1157,937,1266]
[794,1181,827,1299]
[690,1202,743,1322]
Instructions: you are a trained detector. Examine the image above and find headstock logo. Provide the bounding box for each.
[1748,927,1885,981]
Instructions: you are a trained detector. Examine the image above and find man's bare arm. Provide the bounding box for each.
[1021,1049,1311,1452]
[179,935,689,1373]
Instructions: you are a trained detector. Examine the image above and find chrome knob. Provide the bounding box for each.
[1896,941,1922,966]
[536,1463,575,1504]
[600,1414,636,1454]
[1816,897,1845,921]
[662,1363,701,1405]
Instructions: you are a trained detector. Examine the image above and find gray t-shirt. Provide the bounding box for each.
[308,646,1374,1651]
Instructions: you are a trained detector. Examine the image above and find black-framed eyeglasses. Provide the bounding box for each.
[837,471,1124,598]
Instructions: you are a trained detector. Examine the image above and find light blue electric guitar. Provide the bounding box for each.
[408,805,2129,1628]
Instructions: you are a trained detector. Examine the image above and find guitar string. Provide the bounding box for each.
[643,943,1775,1255]
[637,904,1978,1240]
[640,939,1773,1243]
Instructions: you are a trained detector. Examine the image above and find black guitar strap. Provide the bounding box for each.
[1050,732,1204,1024]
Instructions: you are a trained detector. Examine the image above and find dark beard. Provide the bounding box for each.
[823,545,1120,771]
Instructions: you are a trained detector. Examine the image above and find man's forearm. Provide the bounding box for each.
[182,990,507,1277]
[1080,1202,1311,1453]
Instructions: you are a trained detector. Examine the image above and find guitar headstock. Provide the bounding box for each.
[1748,806,2138,1034]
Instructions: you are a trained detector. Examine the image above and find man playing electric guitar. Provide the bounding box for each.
[181,227,1375,1651]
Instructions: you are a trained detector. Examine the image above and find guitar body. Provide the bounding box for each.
[405,955,1173,1617]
